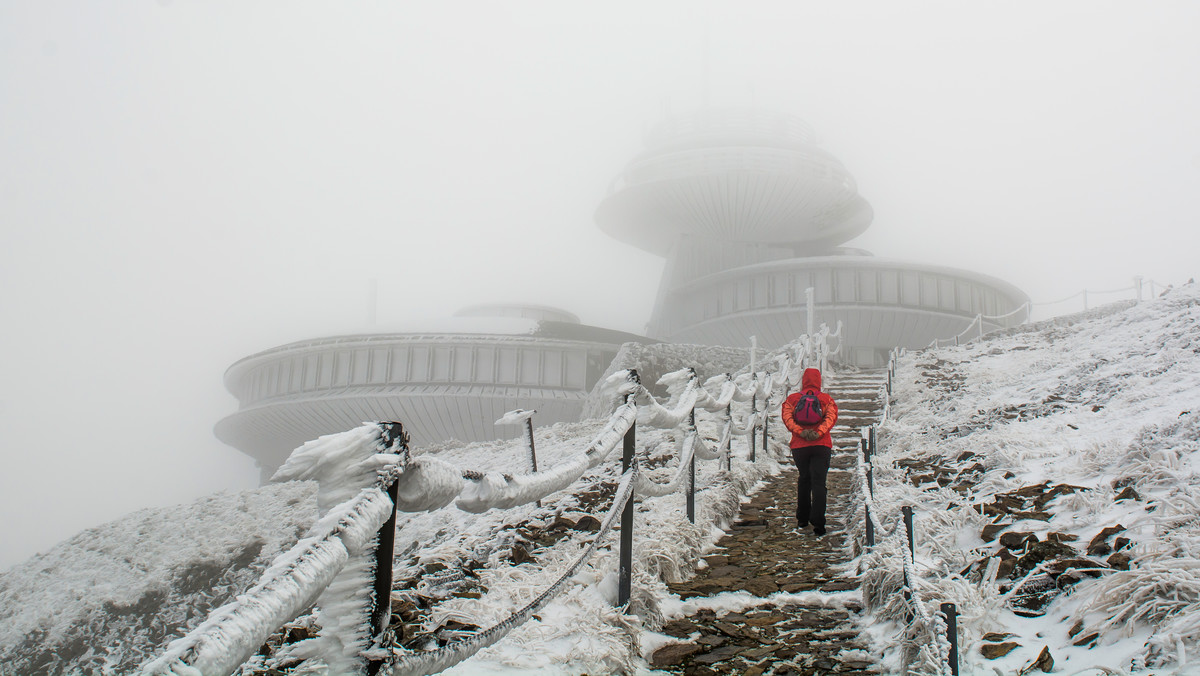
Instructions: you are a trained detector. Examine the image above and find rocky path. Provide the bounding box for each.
[651,372,888,676]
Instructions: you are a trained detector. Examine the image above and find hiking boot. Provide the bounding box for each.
[813,526,827,536]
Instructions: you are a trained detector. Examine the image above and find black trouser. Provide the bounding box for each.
[791,445,832,528]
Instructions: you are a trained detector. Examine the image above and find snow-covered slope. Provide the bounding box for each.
[0,342,785,676]
[7,288,1195,676]
[0,482,317,676]
[863,285,1200,674]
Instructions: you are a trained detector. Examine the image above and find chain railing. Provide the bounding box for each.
[853,347,960,676]
[140,329,840,676]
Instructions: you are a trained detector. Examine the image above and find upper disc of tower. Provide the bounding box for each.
[596,108,873,256]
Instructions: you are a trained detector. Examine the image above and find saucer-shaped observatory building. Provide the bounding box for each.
[216,304,653,480]
[596,109,1029,365]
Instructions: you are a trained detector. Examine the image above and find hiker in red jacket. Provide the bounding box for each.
[781,368,838,536]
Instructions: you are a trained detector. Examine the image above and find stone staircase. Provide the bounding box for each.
[654,369,888,675]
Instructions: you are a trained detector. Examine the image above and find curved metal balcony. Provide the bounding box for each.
[649,256,1030,366]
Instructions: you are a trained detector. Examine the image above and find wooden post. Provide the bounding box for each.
[617,420,635,609]
[749,391,757,463]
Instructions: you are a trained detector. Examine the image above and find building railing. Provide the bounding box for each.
[926,276,1177,349]
[140,330,839,676]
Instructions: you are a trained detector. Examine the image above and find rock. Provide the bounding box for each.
[1011,510,1053,521]
[1087,525,1126,556]
[996,550,1019,579]
[573,515,602,531]
[1114,536,1131,551]
[981,642,1021,658]
[696,634,727,647]
[740,645,777,660]
[743,579,779,596]
[662,619,698,637]
[651,642,703,667]
[1045,531,1078,543]
[1000,531,1038,550]
[1028,646,1054,672]
[1072,632,1099,647]
[1009,574,1059,614]
[744,613,786,627]
[982,632,1015,641]
[693,645,742,664]
[1046,557,1107,575]
[1107,552,1132,570]
[1011,482,1051,498]
[1015,540,1077,576]
[1115,486,1140,501]
[1068,620,1084,637]
[509,543,536,565]
[711,621,744,638]
[982,523,1010,542]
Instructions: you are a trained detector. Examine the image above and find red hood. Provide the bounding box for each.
[801,368,822,391]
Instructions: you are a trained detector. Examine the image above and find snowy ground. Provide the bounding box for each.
[861,285,1200,674]
[3,288,1198,676]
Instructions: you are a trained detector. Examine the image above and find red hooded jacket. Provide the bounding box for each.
[781,368,838,449]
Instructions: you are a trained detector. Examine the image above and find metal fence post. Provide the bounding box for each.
[868,426,876,462]
[525,416,541,508]
[724,402,733,472]
[618,419,635,609]
[687,408,696,524]
[942,602,960,676]
[761,394,769,456]
[366,422,407,676]
[903,505,915,561]
[749,390,757,463]
[865,505,875,548]
[902,505,915,623]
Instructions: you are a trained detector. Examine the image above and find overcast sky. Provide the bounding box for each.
[2,1,1198,570]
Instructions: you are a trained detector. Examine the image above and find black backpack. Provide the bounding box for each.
[792,390,824,426]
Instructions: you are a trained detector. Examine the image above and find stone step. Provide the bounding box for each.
[657,464,880,674]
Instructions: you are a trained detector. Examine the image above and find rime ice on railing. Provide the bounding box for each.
[142,329,841,676]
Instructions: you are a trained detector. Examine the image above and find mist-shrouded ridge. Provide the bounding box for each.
[0,482,318,676]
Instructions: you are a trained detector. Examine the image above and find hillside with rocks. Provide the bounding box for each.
[859,284,1200,674]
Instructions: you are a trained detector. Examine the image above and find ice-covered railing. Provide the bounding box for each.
[849,349,961,676]
[140,332,823,676]
[140,423,412,676]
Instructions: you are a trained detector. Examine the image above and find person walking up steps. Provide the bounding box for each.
[781,367,838,536]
